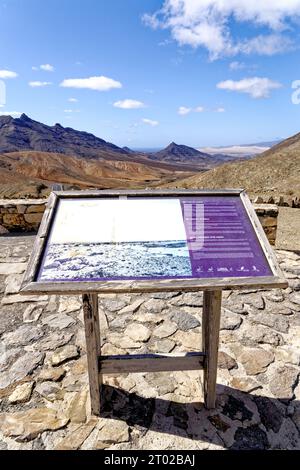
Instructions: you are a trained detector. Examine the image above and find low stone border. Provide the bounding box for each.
[0,199,279,245]
[0,199,46,233]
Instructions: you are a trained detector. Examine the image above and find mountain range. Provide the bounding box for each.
[164,133,300,198]
[0,114,205,197]
[0,113,295,199]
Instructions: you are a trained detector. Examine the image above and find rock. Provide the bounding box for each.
[8,382,34,404]
[146,373,176,395]
[269,366,299,400]
[251,312,289,333]
[0,351,45,390]
[23,304,44,323]
[0,225,9,235]
[218,351,238,370]
[172,292,203,307]
[220,308,243,330]
[275,347,300,365]
[35,381,62,402]
[266,300,293,315]
[133,312,164,324]
[0,408,69,441]
[239,347,274,375]
[50,345,80,366]
[1,294,48,304]
[38,367,66,382]
[100,299,127,312]
[24,213,43,224]
[38,332,74,351]
[289,292,300,306]
[291,409,300,432]
[169,310,200,331]
[65,388,88,424]
[42,313,76,330]
[109,314,131,330]
[118,298,144,314]
[0,263,27,275]
[101,343,124,355]
[2,325,44,347]
[173,331,200,351]
[124,323,151,342]
[108,333,142,349]
[96,419,129,449]
[143,298,166,313]
[55,419,97,450]
[5,274,23,294]
[148,338,175,353]
[254,397,284,433]
[241,293,265,310]
[208,414,231,433]
[58,297,81,313]
[241,325,284,347]
[230,376,262,393]
[231,425,269,450]
[265,289,284,302]
[0,347,21,371]
[153,321,178,338]
[221,395,253,422]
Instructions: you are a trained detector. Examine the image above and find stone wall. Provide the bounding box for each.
[0,199,46,233]
[253,195,300,208]
[0,198,279,245]
[253,203,278,245]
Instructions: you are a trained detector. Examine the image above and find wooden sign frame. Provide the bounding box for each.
[20,189,288,415]
[21,189,286,295]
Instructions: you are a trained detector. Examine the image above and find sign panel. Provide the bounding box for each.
[37,195,273,282]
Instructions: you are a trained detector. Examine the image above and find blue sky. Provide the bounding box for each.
[0,0,300,148]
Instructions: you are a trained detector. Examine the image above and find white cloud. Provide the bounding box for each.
[0,111,22,117]
[29,81,52,87]
[142,118,159,126]
[229,61,246,70]
[216,107,225,112]
[178,105,206,115]
[113,99,145,109]
[217,77,282,99]
[143,1,300,59]
[178,106,192,115]
[60,76,122,91]
[0,70,18,79]
[68,97,78,102]
[32,66,38,71]
[40,64,54,72]
[64,109,80,113]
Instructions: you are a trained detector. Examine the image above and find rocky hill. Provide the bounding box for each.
[0,150,195,198]
[0,115,199,198]
[149,142,221,169]
[0,114,129,158]
[164,132,300,198]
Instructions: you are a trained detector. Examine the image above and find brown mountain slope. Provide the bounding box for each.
[163,132,300,197]
[0,151,194,198]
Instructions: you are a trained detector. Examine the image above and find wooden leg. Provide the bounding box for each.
[82,293,102,416]
[202,290,222,409]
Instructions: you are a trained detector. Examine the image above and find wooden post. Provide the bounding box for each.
[82,293,102,415]
[202,290,222,409]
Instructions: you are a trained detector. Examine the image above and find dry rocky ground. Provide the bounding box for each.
[0,236,300,450]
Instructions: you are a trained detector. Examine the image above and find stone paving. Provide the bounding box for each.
[0,235,300,450]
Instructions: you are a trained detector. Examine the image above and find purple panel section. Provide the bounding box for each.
[180,196,272,278]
